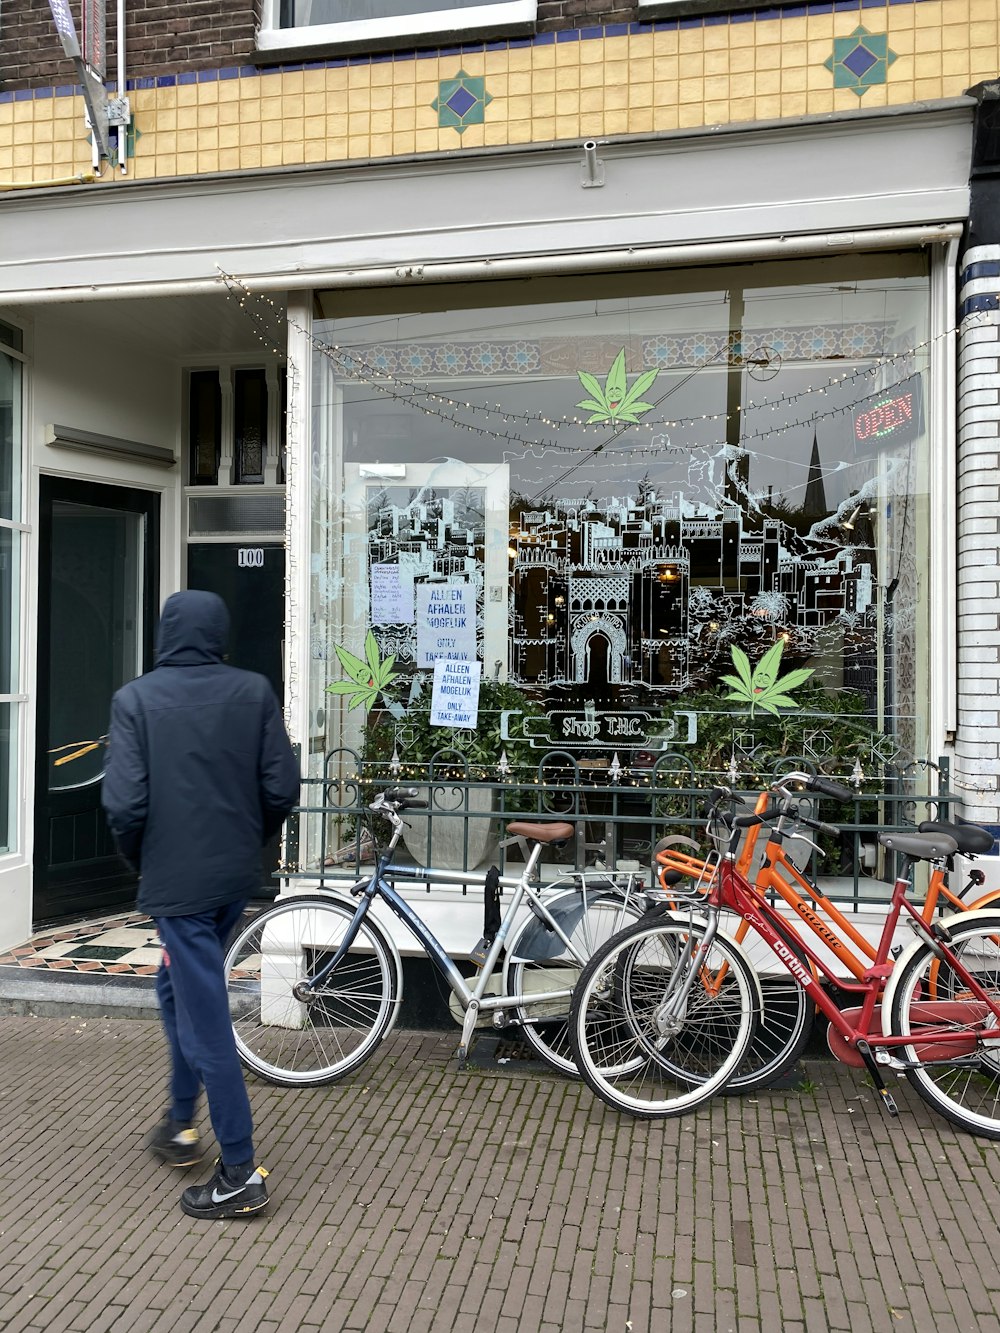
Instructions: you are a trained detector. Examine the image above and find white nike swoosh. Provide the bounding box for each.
[211,1186,244,1203]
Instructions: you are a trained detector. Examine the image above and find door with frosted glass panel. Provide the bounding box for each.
[34,478,158,922]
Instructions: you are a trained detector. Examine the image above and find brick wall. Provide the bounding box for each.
[0,0,263,92]
[0,0,72,87]
[0,0,652,93]
[955,243,1000,830]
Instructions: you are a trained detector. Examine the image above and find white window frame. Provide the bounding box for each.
[257,0,537,51]
[0,328,27,860]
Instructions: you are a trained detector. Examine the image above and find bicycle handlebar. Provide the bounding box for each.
[804,775,854,802]
[709,780,842,850]
[369,787,429,814]
[771,771,853,802]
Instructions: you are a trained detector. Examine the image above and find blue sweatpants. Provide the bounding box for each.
[154,901,254,1168]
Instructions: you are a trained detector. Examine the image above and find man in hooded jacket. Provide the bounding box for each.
[103,589,300,1219]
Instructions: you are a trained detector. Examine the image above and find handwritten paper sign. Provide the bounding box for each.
[430,660,482,729]
[416,581,476,666]
[370,563,414,625]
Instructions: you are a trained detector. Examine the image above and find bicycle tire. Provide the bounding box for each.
[225,894,401,1087]
[569,915,757,1119]
[638,902,814,1094]
[884,909,1000,1139]
[504,891,645,1076]
[723,921,814,1093]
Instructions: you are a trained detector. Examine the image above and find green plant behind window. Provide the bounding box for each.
[361,676,550,780]
[651,682,881,777]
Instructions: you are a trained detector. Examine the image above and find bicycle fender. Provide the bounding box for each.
[276,886,365,909]
[962,888,1000,913]
[879,905,1000,1037]
[505,901,765,1017]
[276,885,368,913]
[504,889,621,963]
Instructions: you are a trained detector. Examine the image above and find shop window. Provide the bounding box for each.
[308,256,931,785]
[257,0,536,52]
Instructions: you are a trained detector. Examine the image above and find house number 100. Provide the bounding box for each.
[238,548,264,568]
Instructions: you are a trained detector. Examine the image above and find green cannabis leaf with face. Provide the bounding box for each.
[720,641,814,718]
[326,630,399,712]
[576,348,660,425]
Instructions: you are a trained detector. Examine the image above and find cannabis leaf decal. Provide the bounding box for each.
[720,641,814,718]
[576,348,660,425]
[326,630,400,712]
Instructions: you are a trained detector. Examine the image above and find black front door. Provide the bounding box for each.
[186,542,285,700]
[34,478,159,922]
[187,540,285,892]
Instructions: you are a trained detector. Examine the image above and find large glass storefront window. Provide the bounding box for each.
[307,254,931,797]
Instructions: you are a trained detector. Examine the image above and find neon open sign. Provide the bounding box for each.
[853,374,923,448]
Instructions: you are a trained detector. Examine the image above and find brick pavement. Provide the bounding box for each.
[2,1015,1000,1333]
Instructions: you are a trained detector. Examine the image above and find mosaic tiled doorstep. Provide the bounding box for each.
[0,912,163,977]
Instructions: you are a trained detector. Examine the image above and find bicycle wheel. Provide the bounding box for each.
[504,890,645,1076]
[724,925,814,1093]
[569,915,758,1118]
[225,894,401,1087]
[653,869,813,1091]
[885,910,1000,1139]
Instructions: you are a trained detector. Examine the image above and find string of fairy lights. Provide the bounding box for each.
[330,741,979,792]
[220,271,984,478]
[222,266,926,516]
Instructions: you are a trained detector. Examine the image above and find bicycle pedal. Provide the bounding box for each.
[857,1040,900,1119]
[878,1087,900,1117]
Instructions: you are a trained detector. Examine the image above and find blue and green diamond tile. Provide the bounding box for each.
[432,70,492,135]
[825,27,898,98]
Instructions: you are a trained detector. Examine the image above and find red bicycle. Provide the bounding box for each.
[569,794,1000,1137]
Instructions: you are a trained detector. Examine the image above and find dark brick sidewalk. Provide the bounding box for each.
[2,1015,1000,1332]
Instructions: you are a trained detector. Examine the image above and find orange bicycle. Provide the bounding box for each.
[650,773,996,1091]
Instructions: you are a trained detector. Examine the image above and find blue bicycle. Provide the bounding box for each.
[224,786,644,1085]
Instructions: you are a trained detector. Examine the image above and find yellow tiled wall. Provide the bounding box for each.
[0,0,997,186]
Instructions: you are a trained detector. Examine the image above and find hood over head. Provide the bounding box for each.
[155,590,229,667]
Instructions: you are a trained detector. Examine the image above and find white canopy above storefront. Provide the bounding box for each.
[0,101,974,305]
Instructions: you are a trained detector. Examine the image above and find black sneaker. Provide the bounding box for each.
[180,1161,270,1219]
[148,1116,205,1167]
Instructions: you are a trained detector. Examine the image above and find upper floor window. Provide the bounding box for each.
[258,0,537,52]
[187,366,286,487]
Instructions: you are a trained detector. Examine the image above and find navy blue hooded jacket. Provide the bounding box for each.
[102,590,301,917]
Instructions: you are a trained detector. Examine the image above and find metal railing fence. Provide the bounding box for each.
[280,749,960,911]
